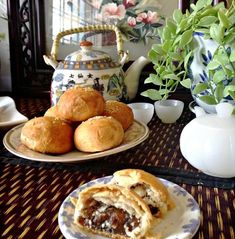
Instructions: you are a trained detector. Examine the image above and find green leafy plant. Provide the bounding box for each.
[141,0,235,105]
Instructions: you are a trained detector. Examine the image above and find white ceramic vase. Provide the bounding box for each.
[189,33,235,113]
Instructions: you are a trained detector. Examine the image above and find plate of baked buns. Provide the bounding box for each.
[3,87,149,163]
[58,169,201,239]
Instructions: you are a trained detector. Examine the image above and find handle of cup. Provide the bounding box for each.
[50,25,125,61]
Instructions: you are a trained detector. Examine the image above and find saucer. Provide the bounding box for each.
[0,96,28,130]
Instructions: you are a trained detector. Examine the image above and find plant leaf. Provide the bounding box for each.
[223,85,235,97]
[218,9,229,28]
[151,44,165,55]
[199,95,217,105]
[212,70,225,84]
[173,9,183,24]
[162,40,173,52]
[192,83,208,94]
[198,16,217,27]
[162,74,180,81]
[158,88,171,96]
[214,84,224,102]
[180,78,191,89]
[207,60,220,70]
[148,50,159,64]
[184,51,193,70]
[230,49,235,62]
[144,74,162,85]
[166,19,176,34]
[228,90,235,100]
[141,89,162,100]
[210,23,224,43]
[195,0,213,11]
[179,29,193,47]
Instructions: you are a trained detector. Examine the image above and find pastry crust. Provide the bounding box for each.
[57,86,105,122]
[103,100,134,131]
[44,105,60,118]
[112,169,175,218]
[74,184,153,239]
[20,116,74,154]
[74,116,124,152]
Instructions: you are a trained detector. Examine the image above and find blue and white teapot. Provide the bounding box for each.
[44,25,149,106]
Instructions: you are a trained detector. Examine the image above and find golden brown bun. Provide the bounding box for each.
[57,86,105,122]
[20,116,74,154]
[103,100,134,131]
[112,169,175,218]
[74,184,153,239]
[74,116,124,152]
[44,105,60,118]
[44,105,80,128]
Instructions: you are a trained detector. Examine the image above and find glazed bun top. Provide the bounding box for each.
[57,86,105,122]
[103,100,134,131]
[74,116,124,152]
[20,116,74,154]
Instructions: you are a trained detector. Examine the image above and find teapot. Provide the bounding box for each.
[43,25,150,105]
[180,102,235,178]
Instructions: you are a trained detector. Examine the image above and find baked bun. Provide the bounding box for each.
[74,116,124,152]
[44,105,60,118]
[73,184,153,239]
[112,169,174,218]
[103,100,134,131]
[20,116,74,154]
[57,86,105,122]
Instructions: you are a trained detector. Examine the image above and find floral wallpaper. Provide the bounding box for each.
[95,0,163,44]
[50,0,163,46]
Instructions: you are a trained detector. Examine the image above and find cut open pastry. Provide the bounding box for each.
[112,169,175,219]
[73,184,153,239]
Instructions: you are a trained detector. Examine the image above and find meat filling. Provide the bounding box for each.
[78,199,140,235]
[130,183,159,215]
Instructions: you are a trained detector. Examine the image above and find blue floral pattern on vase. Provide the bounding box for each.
[189,33,235,113]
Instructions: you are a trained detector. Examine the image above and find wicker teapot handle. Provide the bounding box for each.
[50,25,125,61]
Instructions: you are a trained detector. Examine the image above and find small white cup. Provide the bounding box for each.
[154,99,184,123]
[128,102,154,124]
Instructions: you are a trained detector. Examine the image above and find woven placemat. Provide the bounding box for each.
[0,161,234,239]
[1,146,234,190]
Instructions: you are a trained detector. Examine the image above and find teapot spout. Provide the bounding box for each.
[125,56,150,100]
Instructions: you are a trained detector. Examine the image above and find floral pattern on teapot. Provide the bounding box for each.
[51,66,128,106]
[44,25,151,105]
[50,40,129,105]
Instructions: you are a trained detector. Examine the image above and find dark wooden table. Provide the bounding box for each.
[0,96,234,239]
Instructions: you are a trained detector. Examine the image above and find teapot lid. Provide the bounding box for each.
[63,41,119,66]
[195,102,235,130]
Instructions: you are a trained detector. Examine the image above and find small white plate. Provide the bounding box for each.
[0,96,28,130]
[58,176,201,239]
[3,120,149,162]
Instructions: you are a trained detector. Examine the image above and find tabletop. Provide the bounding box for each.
[0,96,234,239]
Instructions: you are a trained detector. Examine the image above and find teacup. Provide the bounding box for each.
[154,99,184,123]
[128,102,154,124]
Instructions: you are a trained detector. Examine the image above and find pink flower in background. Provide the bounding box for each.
[136,11,160,24]
[126,0,136,4]
[123,0,136,8]
[127,16,136,27]
[101,3,126,20]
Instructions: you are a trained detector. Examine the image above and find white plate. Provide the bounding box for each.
[58,176,201,239]
[3,120,149,163]
[0,96,28,130]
